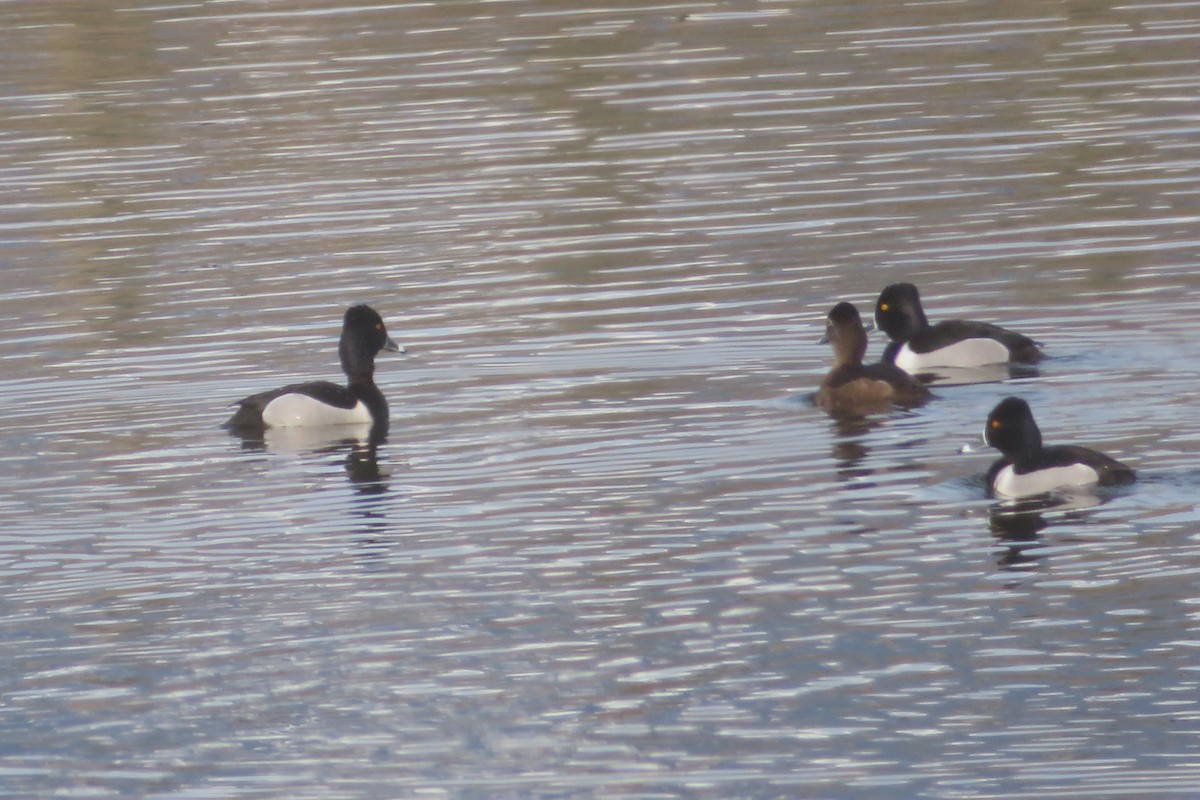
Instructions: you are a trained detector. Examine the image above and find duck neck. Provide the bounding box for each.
[339,334,378,382]
[892,306,928,342]
[349,377,389,426]
[833,335,868,368]
[342,336,386,423]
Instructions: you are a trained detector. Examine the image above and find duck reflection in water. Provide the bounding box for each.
[229,421,390,490]
[226,420,393,546]
[988,498,1051,570]
[987,491,1105,571]
[343,436,388,496]
[827,413,884,484]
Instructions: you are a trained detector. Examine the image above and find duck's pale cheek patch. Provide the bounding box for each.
[262,394,372,428]
[896,338,1010,370]
[993,463,1100,498]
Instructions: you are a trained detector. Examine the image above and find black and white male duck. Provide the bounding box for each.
[875,282,1042,373]
[982,396,1135,498]
[225,304,401,433]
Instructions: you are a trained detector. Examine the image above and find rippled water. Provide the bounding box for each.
[3,1,1200,797]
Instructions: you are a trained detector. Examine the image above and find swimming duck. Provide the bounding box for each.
[816,301,930,414]
[875,282,1042,372]
[225,304,401,432]
[982,396,1134,498]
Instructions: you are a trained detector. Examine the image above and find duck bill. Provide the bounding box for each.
[382,336,404,354]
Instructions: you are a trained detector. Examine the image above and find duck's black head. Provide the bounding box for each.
[984,396,1042,459]
[340,304,401,381]
[874,282,929,342]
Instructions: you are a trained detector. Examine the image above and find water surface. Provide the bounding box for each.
[3,1,1200,797]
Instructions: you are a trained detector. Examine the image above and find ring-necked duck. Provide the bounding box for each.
[225,304,401,432]
[982,396,1135,498]
[875,282,1042,372]
[816,301,930,413]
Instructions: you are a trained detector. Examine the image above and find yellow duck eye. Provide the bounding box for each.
[879,303,888,312]
[990,419,1001,429]
[375,323,383,331]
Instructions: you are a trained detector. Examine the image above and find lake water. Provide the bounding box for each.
[3,1,1200,797]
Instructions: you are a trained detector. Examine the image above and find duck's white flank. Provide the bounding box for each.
[261,393,372,428]
[993,463,1099,498]
[895,337,1009,371]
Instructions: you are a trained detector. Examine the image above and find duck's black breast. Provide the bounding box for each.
[984,457,1013,488]
[880,339,903,365]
